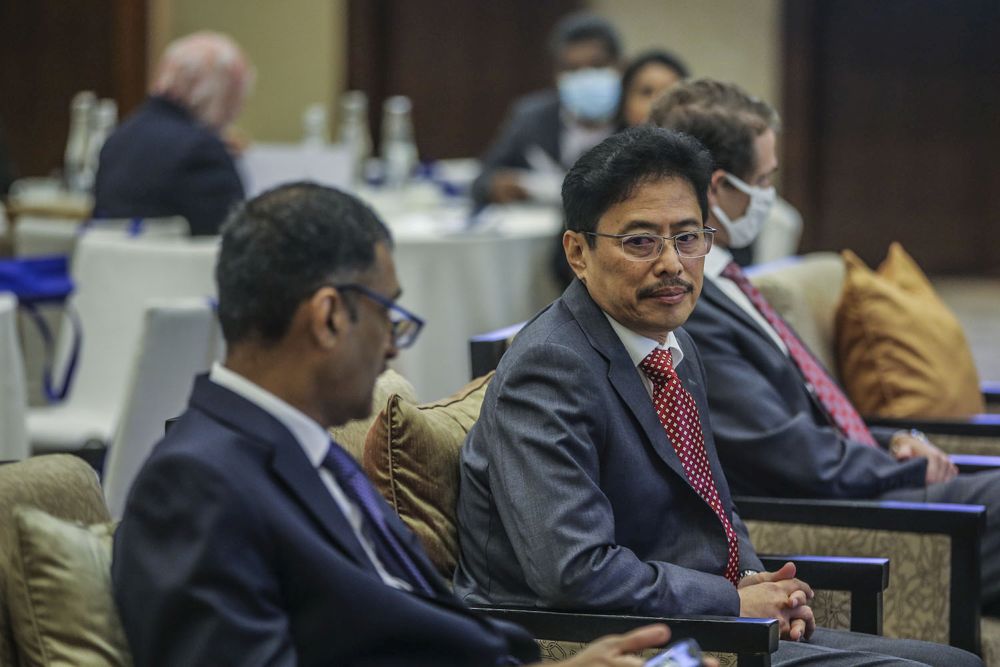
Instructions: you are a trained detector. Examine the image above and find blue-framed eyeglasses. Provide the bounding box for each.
[334,283,425,348]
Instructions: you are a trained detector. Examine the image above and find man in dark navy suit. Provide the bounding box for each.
[94,32,251,236]
[112,182,674,666]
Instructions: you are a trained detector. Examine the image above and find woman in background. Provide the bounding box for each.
[617,50,690,128]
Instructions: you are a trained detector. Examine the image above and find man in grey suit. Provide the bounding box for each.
[455,126,981,665]
[650,79,1000,608]
[471,12,622,208]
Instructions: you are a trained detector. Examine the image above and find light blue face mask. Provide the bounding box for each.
[557,67,621,122]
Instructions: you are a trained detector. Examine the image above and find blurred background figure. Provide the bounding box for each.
[92,31,254,236]
[471,11,622,208]
[617,49,690,128]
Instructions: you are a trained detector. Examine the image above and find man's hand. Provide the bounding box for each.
[547,624,719,667]
[489,170,530,203]
[738,561,816,641]
[890,431,958,485]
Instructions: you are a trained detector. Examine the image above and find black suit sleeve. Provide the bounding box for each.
[113,455,295,667]
[171,133,244,236]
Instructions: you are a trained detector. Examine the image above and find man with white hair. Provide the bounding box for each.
[94,31,253,236]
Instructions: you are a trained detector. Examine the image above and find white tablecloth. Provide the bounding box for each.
[371,198,563,402]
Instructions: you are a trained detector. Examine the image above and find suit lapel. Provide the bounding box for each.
[701,279,836,423]
[701,278,785,355]
[562,282,698,491]
[189,378,374,573]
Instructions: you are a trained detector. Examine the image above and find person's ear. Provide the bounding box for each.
[563,230,590,284]
[308,286,350,348]
[707,168,729,207]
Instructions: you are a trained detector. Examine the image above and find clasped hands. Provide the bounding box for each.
[738,561,815,641]
[889,430,958,485]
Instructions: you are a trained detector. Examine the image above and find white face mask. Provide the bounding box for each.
[710,172,776,249]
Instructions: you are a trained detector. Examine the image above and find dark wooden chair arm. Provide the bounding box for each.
[736,495,985,653]
[471,606,779,667]
[982,381,1000,406]
[470,322,525,378]
[759,554,888,635]
[866,414,1000,438]
[950,453,1000,473]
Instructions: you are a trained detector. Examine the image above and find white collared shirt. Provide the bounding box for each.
[603,312,685,398]
[559,111,614,169]
[704,247,788,354]
[209,362,410,590]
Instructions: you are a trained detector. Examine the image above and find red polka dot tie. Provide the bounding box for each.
[640,347,740,586]
[721,261,878,447]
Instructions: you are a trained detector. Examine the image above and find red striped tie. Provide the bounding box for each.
[641,348,741,586]
[721,261,878,446]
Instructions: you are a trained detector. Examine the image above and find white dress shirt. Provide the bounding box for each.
[704,246,789,355]
[603,312,685,397]
[559,111,614,169]
[209,362,410,590]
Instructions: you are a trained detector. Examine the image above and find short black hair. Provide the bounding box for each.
[216,182,392,345]
[562,125,712,243]
[550,11,622,62]
[650,78,780,181]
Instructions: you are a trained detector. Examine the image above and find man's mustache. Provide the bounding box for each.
[637,278,695,299]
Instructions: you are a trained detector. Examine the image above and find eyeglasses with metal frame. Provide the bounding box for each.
[584,227,717,261]
[333,283,425,348]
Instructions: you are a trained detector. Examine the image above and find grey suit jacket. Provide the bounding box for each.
[471,90,562,207]
[682,278,927,499]
[454,280,762,617]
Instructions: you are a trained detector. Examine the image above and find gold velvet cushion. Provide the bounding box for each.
[363,373,493,578]
[835,243,984,418]
[6,507,131,666]
[330,369,418,463]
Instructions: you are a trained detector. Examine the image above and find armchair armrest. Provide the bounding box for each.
[866,413,1000,438]
[982,380,1000,406]
[950,453,1000,473]
[471,606,779,667]
[759,555,889,635]
[736,496,985,654]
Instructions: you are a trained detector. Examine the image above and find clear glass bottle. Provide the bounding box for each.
[301,103,329,147]
[78,98,118,193]
[380,95,418,189]
[64,91,96,192]
[337,91,372,186]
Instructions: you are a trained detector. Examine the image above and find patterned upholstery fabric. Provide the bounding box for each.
[330,369,417,463]
[931,433,1000,457]
[0,455,111,666]
[747,521,950,644]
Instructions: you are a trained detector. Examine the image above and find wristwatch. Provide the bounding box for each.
[738,569,759,581]
[890,428,927,455]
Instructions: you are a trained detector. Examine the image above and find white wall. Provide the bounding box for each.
[149,0,346,143]
[588,0,782,111]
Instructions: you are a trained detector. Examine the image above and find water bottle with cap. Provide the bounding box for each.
[337,91,372,186]
[381,95,418,189]
[78,98,118,193]
[64,91,96,192]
